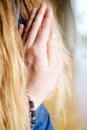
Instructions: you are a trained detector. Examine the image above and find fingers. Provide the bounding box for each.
[47,38,57,65]
[47,16,57,65]
[34,7,53,53]
[19,24,25,35]
[25,3,47,48]
[30,7,53,67]
[23,8,37,42]
[23,3,54,65]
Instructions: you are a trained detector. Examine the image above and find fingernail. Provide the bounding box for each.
[47,7,52,13]
[32,8,37,13]
[40,3,46,8]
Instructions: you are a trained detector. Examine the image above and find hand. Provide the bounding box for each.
[19,3,63,110]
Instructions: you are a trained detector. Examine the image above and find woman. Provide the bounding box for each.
[0,0,70,130]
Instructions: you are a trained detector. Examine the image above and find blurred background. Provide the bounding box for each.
[72,0,87,129]
[45,0,87,129]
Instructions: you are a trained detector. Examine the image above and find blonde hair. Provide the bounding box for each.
[0,0,72,130]
[0,0,29,130]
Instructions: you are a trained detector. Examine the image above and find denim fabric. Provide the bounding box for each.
[18,16,26,28]
[32,104,54,130]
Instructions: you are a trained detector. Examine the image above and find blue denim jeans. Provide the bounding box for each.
[32,104,54,130]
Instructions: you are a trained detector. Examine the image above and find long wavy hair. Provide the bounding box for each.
[0,0,73,130]
[0,0,29,130]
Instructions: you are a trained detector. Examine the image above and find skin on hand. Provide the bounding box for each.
[19,3,63,110]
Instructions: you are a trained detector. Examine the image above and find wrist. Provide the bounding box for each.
[28,93,41,110]
[26,89,43,110]
[26,84,49,110]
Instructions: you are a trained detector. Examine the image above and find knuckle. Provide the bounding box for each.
[24,28,28,34]
[41,22,47,29]
[41,17,51,29]
[48,7,53,16]
[46,7,52,18]
[31,22,36,30]
[31,46,38,57]
[37,11,42,17]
